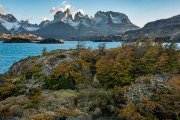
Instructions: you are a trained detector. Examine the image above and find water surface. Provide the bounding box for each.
[0,41,122,74]
[1,41,179,74]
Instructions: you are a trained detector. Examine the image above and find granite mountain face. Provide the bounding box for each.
[20,20,39,32]
[121,15,180,42]
[0,13,50,34]
[0,13,22,34]
[0,23,11,34]
[0,9,139,38]
[1,10,180,41]
[34,9,139,38]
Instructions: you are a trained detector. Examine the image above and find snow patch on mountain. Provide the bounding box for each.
[23,27,39,31]
[66,19,80,29]
[0,16,21,31]
[110,14,122,24]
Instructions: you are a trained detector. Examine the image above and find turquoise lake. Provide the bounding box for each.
[0,41,179,74]
[0,41,123,74]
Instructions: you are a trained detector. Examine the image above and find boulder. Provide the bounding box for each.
[93,107,102,117]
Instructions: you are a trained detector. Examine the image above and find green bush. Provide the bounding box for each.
[29,88,42,97]
[25,63,42,79]
[43,76,74,90]
[0,83,26,100]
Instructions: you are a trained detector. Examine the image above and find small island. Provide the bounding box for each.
[37,38,64,44]
[3,37,33,43]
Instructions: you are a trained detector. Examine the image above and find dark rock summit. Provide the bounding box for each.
[92,11,139,35]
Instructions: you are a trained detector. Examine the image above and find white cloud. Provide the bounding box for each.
[64,4,71,10]
[72,9,85,14]
[61,1,68,5]
[50,7,65,15]
[50,1,71,15]
[49,1,84,16]
[0,4,8,14]
[40,17,50,22]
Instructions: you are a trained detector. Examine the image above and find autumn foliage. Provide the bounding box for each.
[96,38,179,88]
[43,58,90,90]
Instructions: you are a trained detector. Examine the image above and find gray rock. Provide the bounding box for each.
[107,105,116,113]
[93,107,102,117]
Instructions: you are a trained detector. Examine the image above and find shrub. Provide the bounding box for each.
[28,88,42,97]
[95,39,180,88]
[117,74,180,120]
[52,58,89,85]
[25,63,42,79]
[96,45,135,88]
[0,82,26,100]
[43,76,74,90]
[78,88,126,115]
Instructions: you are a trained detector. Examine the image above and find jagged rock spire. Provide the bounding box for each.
[85,15,89,19]
[54,8,72,21]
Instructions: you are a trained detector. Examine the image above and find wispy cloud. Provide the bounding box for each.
[50,1,71,15]
[49,1,85,15]
[72,9,85,14]
[40,17,50,22]
[0,4,8,14]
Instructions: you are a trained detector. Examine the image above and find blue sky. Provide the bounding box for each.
[0,0,180,27]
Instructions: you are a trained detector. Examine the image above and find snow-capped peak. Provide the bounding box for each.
[0,13,21,32]
[20,20,39,31]
[93,11,132,25]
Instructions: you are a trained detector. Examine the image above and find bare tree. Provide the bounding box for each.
[42,47,47,56]
[98,43,106,56]
[76,41,85,58]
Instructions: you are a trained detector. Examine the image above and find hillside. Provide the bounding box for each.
[0,39,179,120]
[121,15,180,42]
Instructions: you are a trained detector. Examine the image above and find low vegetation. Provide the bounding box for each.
[0,38,179,120]
[3,37,33,43]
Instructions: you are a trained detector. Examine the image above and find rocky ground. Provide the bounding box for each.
[1,49,116,120]
[7,50,74,77]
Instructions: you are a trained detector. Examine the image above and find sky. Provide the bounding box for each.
[0,0,180,27]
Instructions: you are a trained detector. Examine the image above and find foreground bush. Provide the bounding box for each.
[0,78,26,100]
[43,76,74,90]
[96,39,179,88]
[43,58,90,90]
[117,74,180,120]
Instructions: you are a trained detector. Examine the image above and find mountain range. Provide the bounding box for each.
[0,9,139,38]
[0,10,180,41]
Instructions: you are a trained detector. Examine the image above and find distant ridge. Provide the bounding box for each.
[121,14,180,42]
